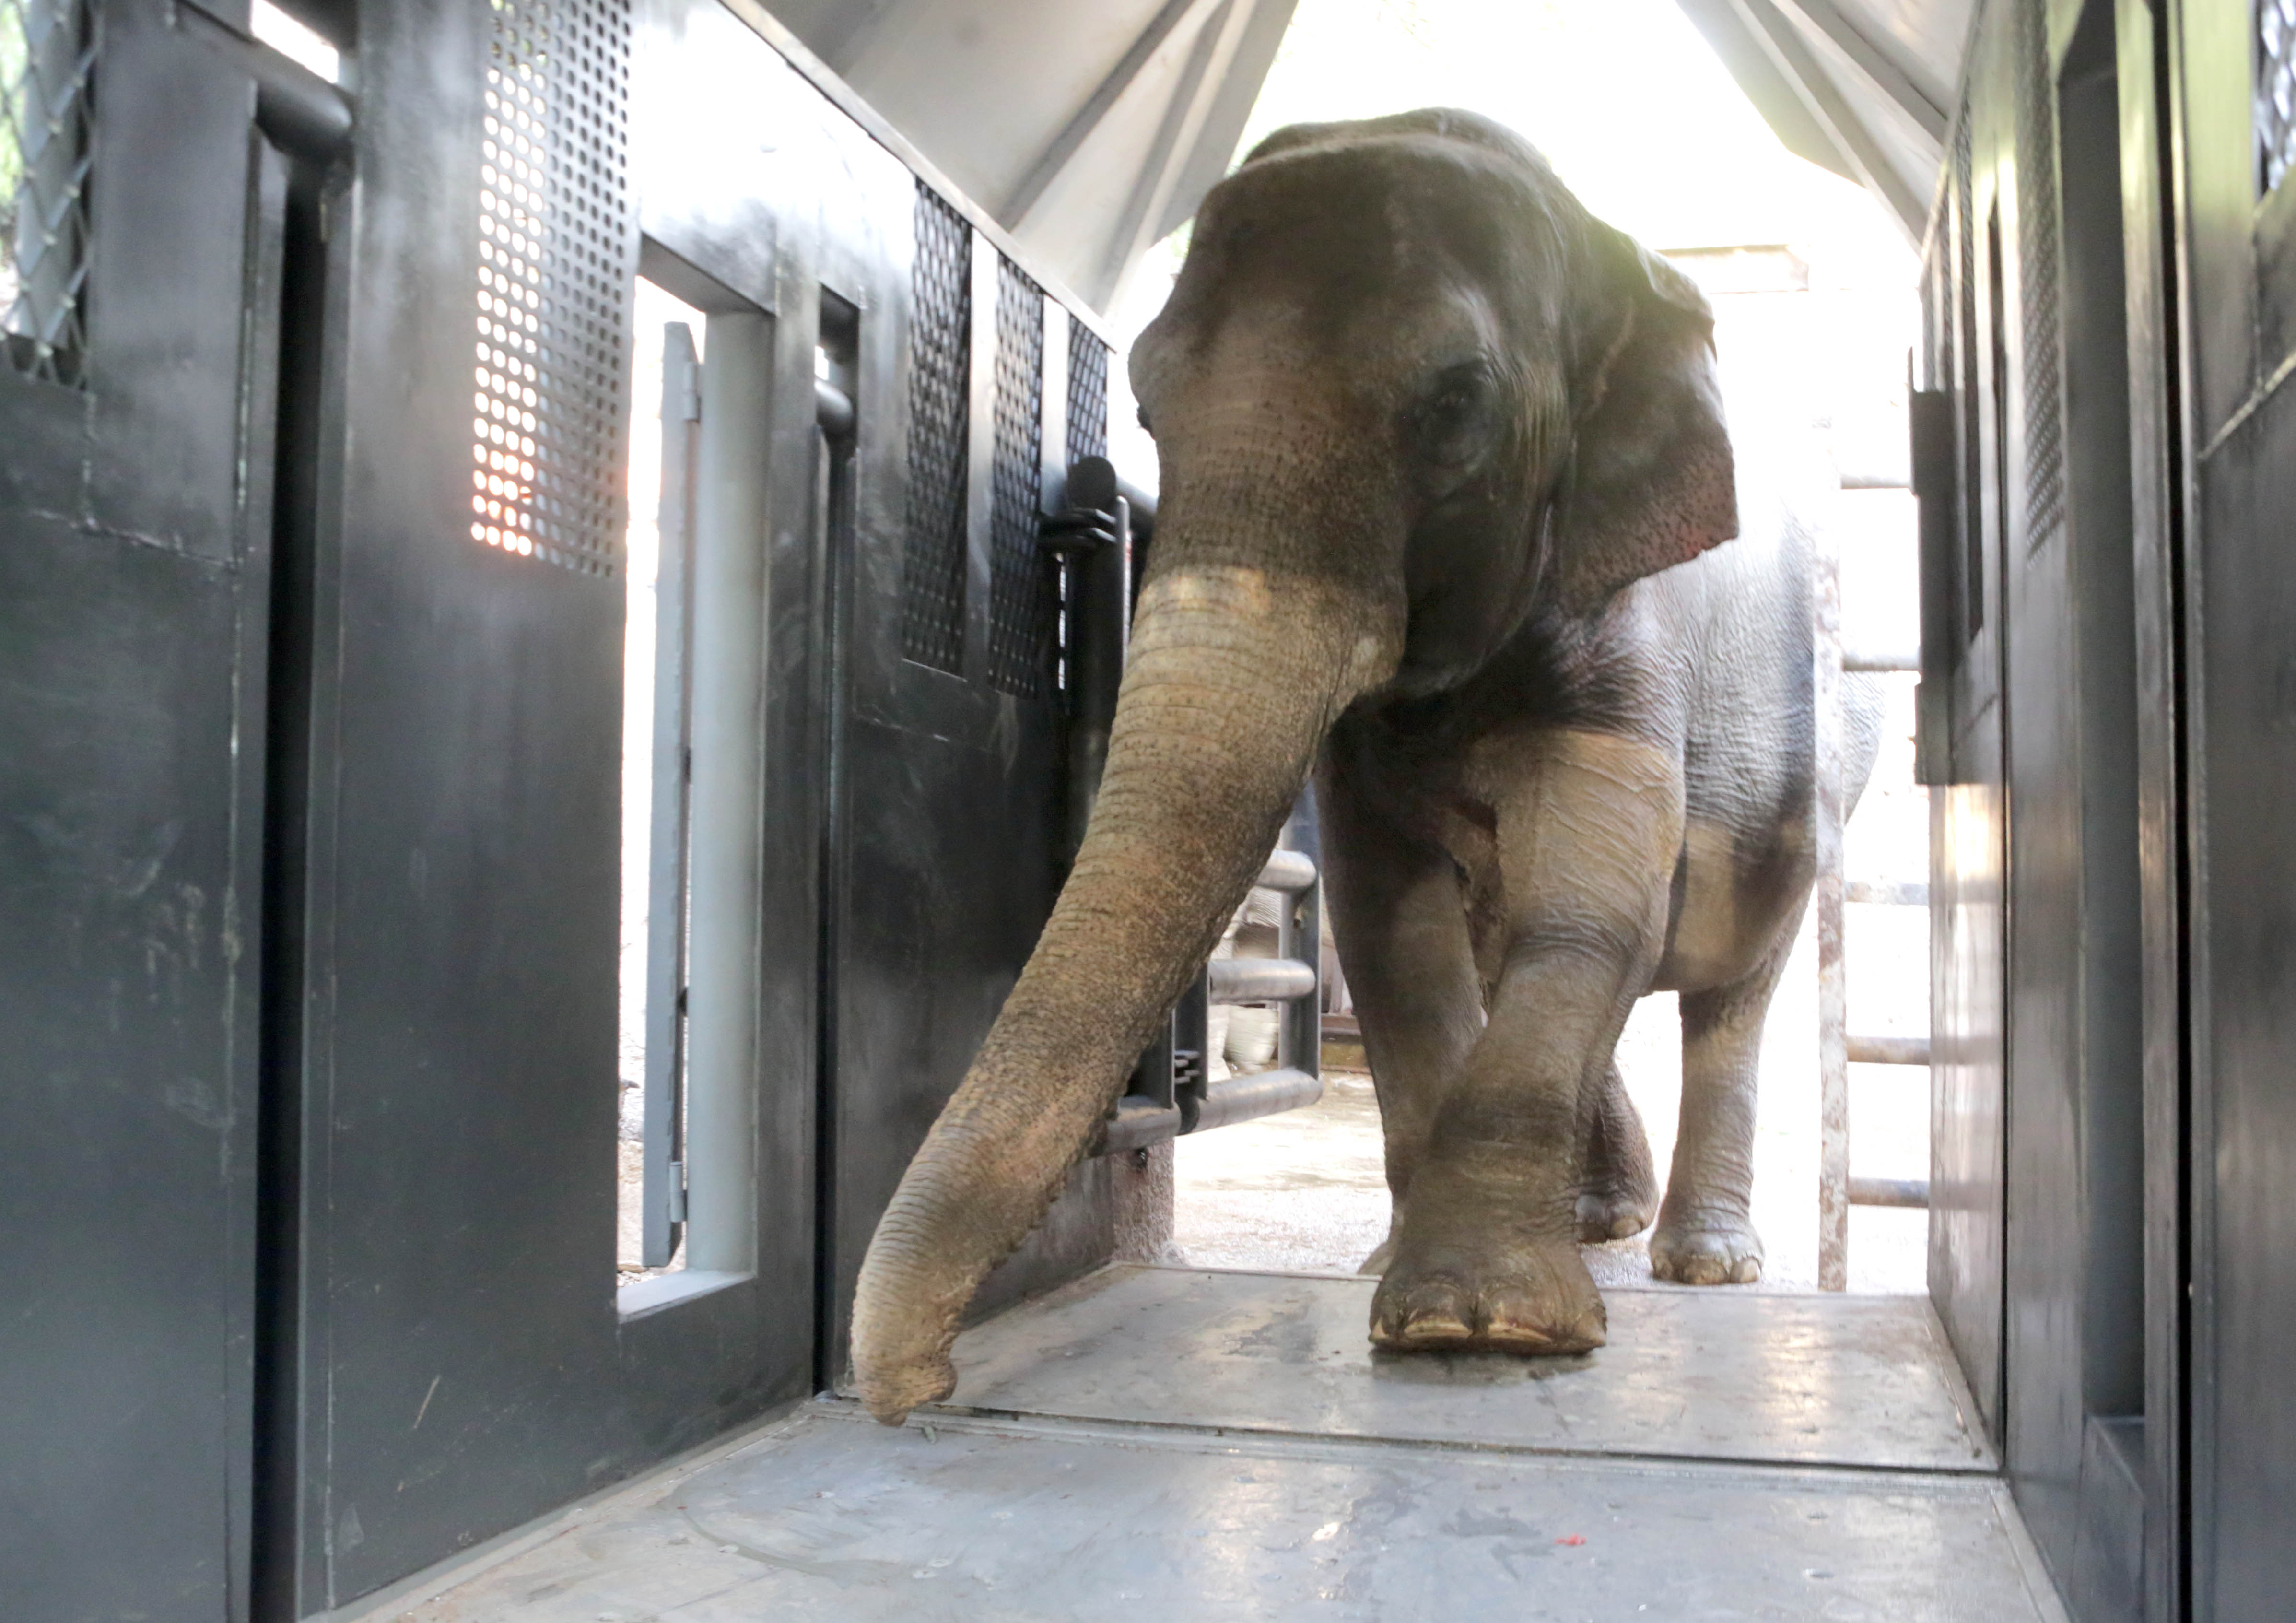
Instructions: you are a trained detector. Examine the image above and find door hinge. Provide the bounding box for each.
[676,358,702,423]
[666,1161,688,1223]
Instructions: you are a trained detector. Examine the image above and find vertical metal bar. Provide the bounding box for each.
[1816,517,1851,1290]
[641,322,700,1269]
[1061,474,1130,856]
[682,310,773,1276]
[961,229,996,684]
[1278,795,1322,1080]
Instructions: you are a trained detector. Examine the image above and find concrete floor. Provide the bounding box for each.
[381,1267,2062,1622]
[1177,1060,1932,1294]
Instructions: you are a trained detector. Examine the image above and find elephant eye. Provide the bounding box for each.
[1411,364,1497,467]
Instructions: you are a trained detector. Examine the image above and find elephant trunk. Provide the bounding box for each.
[852,524,1400,1424]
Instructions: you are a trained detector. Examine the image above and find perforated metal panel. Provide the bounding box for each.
[2264,0,2296,191]
[469,0,633,577]
[902,181,971,673]
[986,254,1047,698]
[0,0,91,386]
[2015,0,2064,551]
[1065,318,1109,467]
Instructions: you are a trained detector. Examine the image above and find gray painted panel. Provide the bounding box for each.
[2191,390,2296,1623]
[1928,8,2005,1447]
[406,1409,2057,1622]
[279,3,1109,1606]
[0,5,276,1613]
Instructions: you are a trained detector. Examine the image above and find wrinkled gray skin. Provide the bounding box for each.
[853,109,1881,1424]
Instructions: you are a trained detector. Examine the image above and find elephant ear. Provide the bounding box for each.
[1551,224,1737,614]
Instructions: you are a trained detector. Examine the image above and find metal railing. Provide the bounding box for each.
[1043,457,1326,1157]
[1814,506,1933,1293]
[1104,815,1325,1154]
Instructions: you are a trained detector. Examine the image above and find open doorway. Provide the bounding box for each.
[1100,0,1936,1296]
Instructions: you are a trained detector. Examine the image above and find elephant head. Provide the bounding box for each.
[851,109,1736,1424]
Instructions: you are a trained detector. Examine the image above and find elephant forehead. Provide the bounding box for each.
[1168,147,1573,343]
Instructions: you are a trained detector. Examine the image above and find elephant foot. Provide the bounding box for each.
[1575,1166,1659,1242]
[1649,1208,1764,1285]
[1370,1232,1606,1354]
[1358,1232,1396,1276]
[1578,1062,1659,1241]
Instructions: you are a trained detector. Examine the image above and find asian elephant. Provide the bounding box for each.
[853,109,1880,1425]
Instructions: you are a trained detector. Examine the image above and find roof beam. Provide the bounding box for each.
[1728,0,1928,241]
[999,0,1212,229]
[1091,0,1241,304]
[1673,0,1856,183]
[1771,0,1948,143]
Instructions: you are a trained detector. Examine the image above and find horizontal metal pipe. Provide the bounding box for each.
[1843,646,1920,673]
[1194,1067,1323,1132]
[1207,957,1316,1004]
[1097,1067,1325,1154]
[1253,849,1317,893]
[1846,879,1929,906]
[1848,1176,1931,1209]
[1847,1034,1931,1066]
[1100,1099,1182,1155]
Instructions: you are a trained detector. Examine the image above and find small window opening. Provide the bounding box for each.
[617,275,709,1288]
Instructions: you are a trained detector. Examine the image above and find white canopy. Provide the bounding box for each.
[764,0,1962,311]
[1672,0,1969,241]
[768,0,1300,310]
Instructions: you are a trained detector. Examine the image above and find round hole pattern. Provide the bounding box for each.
[470,0,632,577]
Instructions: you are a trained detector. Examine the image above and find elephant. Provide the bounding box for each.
[853,108,1881,1425]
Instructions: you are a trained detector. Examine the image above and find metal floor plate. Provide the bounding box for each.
[399,1408,2052,1622]
[943,1265,1995,1472]
[385,1269,2052,1622]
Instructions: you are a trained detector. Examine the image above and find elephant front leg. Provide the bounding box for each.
[1650,937,1793,1284]
[1371,729,1682,1353]
[1315,753,1484,1277]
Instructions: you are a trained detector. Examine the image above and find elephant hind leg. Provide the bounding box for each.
[1650,935,1794,1285]
[1576,1057,1660,1241]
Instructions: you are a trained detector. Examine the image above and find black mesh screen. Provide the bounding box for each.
[901,181,971,673]
[1066,318,1110,466]
[1954,96,1983,639]
[2015,0,2064,551]
[2263,0,2296,191]
[985,255,1048,698]
[0,0,92,387]
[469,0,634,578]
[1055,319,1112,697]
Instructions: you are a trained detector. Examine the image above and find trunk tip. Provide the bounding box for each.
[854,1339,958,1428]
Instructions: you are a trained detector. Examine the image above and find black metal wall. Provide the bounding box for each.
[2168,0,2296,1616]
[1917,0,2296,1620]
[0,6,324,1616]
[2,1,1121,1614]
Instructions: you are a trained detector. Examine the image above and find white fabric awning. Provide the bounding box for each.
[763,0,1965,308]
[767,0,1300,310]
[1672,0,1971,242]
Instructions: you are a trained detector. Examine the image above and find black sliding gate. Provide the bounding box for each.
[4,0,1155,1614]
